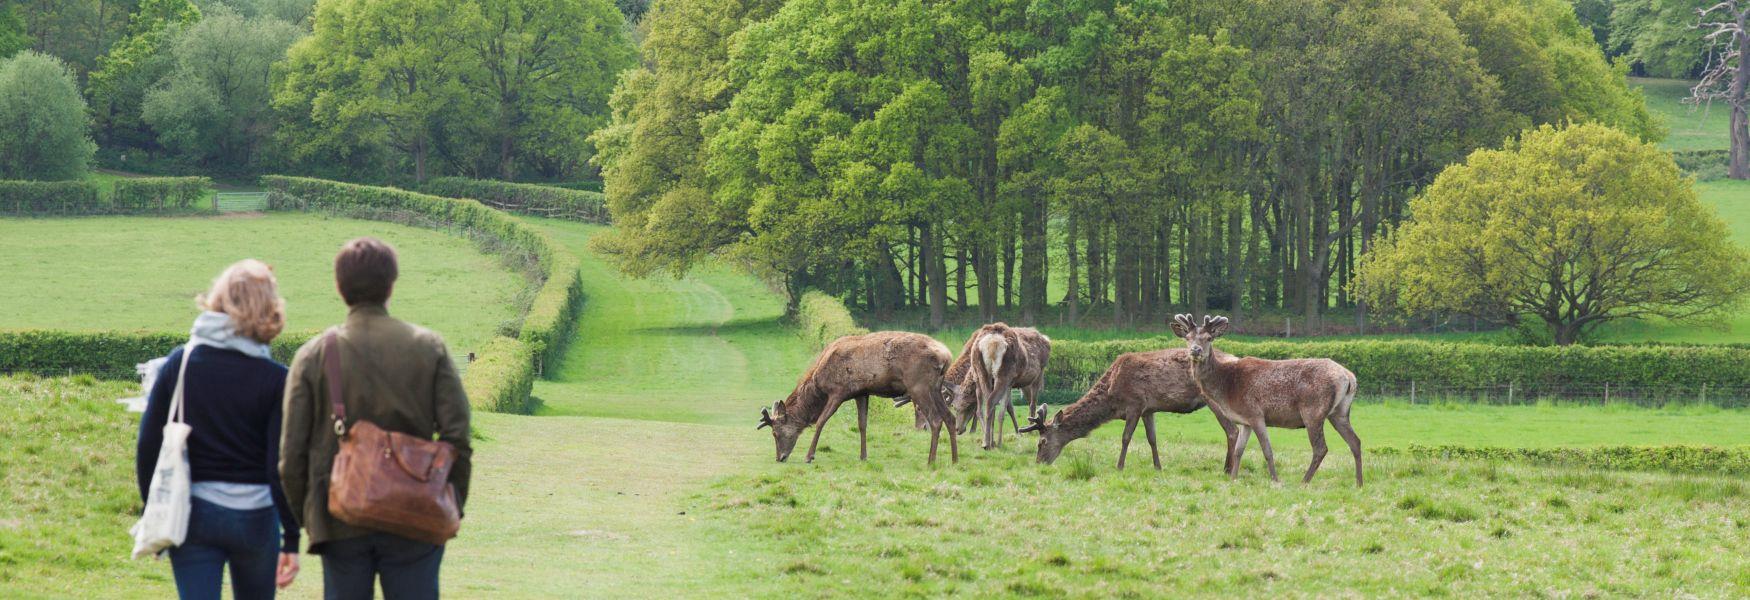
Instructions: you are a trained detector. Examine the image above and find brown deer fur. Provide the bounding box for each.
[1020,348,1237,470]
[759,331,959,465]
[943,323,1050,449]
[1172,314,1362,486]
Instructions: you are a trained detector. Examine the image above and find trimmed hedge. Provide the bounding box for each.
[263,176,583,413]
[1048,337,1750,398]
[796,291,868,350]
[113,177,212,212]
[1376,444,1750,477]
[460,337,536,413]
[0,180,103,215]
[422,177,608,223]
[0,330,311,377]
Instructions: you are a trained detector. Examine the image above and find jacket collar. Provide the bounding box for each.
[345,303,389,325]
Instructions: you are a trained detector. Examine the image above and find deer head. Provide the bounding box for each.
[761,400,806,462]
[1171,314,1230,363]
[1020,405,1070,464]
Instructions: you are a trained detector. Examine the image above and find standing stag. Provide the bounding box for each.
[1018,348,1237,470]
[944,323,1050,449]
[759,331,959,465]
[1171,314,1362,485]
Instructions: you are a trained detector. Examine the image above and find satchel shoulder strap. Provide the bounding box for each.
[323,331,347,436]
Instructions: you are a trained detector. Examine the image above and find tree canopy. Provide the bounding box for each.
[1354,123,1750,345]
[141,10,303,170]
[0,51,97,180]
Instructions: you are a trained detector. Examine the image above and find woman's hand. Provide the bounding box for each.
[276,552,300,589]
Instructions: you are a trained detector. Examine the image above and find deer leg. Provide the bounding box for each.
[1215,411,1239,475]
[1012,385,1033,434]
[856,396,871,461]
[1117,415,1140,470]
[805,395,849,463]
[1331,413,1363,487]
[918,382,958,465]
[1302,415,1328,484]
[1143,412,1161,471]
[1251,422,1279,483]
[1229,426,1252,479]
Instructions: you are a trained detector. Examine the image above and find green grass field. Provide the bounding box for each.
[8,215,1750,597]
[0,214,522,355]
[1633,77,1729,152]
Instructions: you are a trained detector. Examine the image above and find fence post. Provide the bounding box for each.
[1604,382,1609,404]
[1410,380,1416,404]
[1702,383,1709,404]
[1508,381,1515,405]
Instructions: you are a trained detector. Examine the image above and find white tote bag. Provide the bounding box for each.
[130,342,197,559]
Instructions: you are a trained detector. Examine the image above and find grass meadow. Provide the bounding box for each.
[0,213,522,356]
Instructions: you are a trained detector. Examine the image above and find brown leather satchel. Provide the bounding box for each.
[323,333,461,546]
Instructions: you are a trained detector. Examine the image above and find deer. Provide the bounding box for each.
[1170,314,1362,486]
[1017,348,1237,471]
[758,331,959,465]
[894,324,1049,449]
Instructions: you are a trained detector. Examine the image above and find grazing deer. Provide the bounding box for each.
[941,323,1050,449]
[1170,314,1362,486]
[1018,348,1237,471]
[759,331,959,465]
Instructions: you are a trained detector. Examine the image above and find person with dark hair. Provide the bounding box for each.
[279,237,472,600]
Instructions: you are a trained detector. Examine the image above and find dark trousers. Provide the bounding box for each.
[169,498,279,600]
[320,532,444,600]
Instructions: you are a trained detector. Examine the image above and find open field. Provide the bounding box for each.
[1633,77,1729,152]
[9,217,1750,597]
[0,214,522,355]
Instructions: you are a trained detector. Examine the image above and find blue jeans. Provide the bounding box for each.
[169,497,280,600]
[320,532,444,600]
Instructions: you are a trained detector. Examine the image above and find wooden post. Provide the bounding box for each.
[1410,380,1416,404]
[1286,317,1292,338]
[1604,383,1610,404]
[1508,381,1515,405]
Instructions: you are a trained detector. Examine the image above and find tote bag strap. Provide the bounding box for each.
[168,341,198,425]
[323,332,348,437]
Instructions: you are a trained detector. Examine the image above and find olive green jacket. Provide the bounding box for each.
[278,303,472,553]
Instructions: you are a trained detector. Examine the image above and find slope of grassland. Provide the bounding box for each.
[0,214,521,355]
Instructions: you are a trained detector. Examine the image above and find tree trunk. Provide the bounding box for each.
[956,245,968,309]
[499,134,516,181]
[922,223,948,330]
[1733,25,1750,180]
[1020,193,1046,324]
[1002,225,1016,311]
[1066,212,1080,326]
[975,247,998,323]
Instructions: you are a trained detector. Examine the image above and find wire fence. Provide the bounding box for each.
[215,192,269,212]
[1035,380,1750,408]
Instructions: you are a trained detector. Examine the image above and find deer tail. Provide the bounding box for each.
[1333,368,1357,418]
[976,332,1008,394]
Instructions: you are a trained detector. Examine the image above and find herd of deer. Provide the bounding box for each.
[757,314,1364,486]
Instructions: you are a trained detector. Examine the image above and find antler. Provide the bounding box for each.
[757,406,775,430]
[1173,313,1195,329]
[1017,405,1049,433]
[892,395,912,408]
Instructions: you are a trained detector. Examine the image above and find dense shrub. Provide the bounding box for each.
[422,177,608,223]
[0,51,95,180]
[0,330,310,378]
[1048,337,1750,399]
[1672,149,1729,181]
[0,180,103,215]
[263,175,583,413]
[1375,444,1750,476]
[460,336,536,413]
[112,177,212,212]
[796,291,868,350]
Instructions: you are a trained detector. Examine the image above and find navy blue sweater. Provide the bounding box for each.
[136,345,299,551]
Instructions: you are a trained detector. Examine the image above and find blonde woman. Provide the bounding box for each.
[136,260,301,599]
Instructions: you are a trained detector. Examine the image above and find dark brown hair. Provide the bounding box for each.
[335,237,398,306]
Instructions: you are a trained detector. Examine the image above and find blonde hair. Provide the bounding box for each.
[198,259,286,343]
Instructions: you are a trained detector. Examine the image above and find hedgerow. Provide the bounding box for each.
[1375,444,1750,476]
[796,291,868,350]
[0,180,103,215]
[421,177,608,223]
[112,177,212,212]
[460,336,536,413]
[0,330,311,377]
[261,176,584,413]
[1047,337,1750,396]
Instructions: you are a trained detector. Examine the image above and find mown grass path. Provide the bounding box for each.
[441,220,807,596]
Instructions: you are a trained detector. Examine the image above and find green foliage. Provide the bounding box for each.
[261,175,584,411]
[87,0,202,146]
[1355,123,1750,345]
[141,11,304,170]
[1047,336,1750,399]
[0,330,309,377]
[110,176,213,211]
[0,181,103,215]
[795,291,868,350]
[1609,0,1711,79]
[1378,444,1750,476]
[460,336,536,412]
[0,3,29,58]
[0,51,97,180]
[194,0,317,24]
[422,177,609,222]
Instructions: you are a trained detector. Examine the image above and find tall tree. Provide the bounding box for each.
[141,10,302,170]
[1355,123,1750,345]
[86,0,200,147]
[0,51,97,180]
[1693,1,1750,179]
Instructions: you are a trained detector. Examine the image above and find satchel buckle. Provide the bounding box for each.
[334,419,347,436]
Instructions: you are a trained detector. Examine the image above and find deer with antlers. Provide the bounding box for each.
[759,331,959,465]
[1170,314,1362,485]
[1018,348,1237,470]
